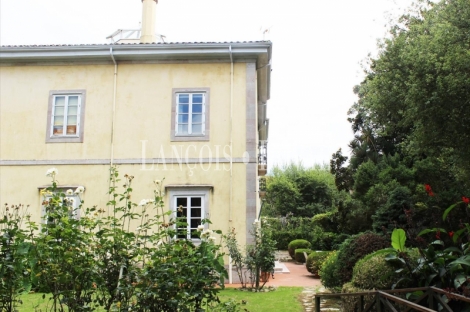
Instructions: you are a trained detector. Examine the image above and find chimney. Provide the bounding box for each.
[140,0,157,43]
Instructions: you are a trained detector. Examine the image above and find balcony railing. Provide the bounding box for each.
[258,140,267,176]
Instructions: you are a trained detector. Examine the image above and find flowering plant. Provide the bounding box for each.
[386,184,470,304]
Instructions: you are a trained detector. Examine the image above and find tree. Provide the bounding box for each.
[264,162,339,218]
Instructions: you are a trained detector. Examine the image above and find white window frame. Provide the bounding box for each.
[167,187,210,240]
[46,90,86,143]
[171,88,210,142]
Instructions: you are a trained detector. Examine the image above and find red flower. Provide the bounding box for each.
[448,231,454,238]
[436,230,441,239]
[424,184,435,196]
[462,196,469,205]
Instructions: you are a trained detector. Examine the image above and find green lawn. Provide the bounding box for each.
[18,287,304,312]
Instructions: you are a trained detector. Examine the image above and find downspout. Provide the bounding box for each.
[110,47,118,166]
[109,47,124,293]
[228,45,234,284]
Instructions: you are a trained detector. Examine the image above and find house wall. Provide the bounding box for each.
[0,61,257,245]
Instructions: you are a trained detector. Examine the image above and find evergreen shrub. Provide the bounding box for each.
[306,251,331,276]
[287,239,311,259]
[319,251,341,292]
[294,248,312,263]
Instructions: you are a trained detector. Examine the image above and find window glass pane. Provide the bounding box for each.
[192,124,202,134]
[178,114,189,123]
[68,106,78,115]
[192,114,202,123]
[68,96,79,106]
[54,106,64,116]
[178,124,188,134]
[191,197,202,206]
[66,125,77,135]
[191,208,202,218]
[53,126,63,136]
[192,94,203,104]
[177,208,187,218]
[178,94,189,104]
[177,228,187,239]
[193,104,203,113]
[176,197,187,207]
[190,229,198,239]
[178,104,189,113]
[55,96,66,106]
[67,116,77,125]
[54,116,64,126]
[190,219,201,228]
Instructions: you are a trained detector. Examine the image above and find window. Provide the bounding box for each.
[175,196,203,239]
[42,194,81,225]
[46,90,86,143]
[167,187,211,240]
[171,88,210,141]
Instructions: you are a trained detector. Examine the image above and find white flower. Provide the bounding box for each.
[197,225,205,232]
[208,236,216,242]
[74,186,85,194]
[46,168,58,177]
[154,179,161,186]
[253,219,260,225]
[201,229,213,238]
[66,189,73,195]
[139,199,150,206]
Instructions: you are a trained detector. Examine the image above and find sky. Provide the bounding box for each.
[0,0,414,169]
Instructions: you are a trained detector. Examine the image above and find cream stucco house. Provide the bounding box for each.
[0,0,271,248]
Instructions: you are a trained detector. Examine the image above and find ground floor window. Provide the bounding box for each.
[167,187,211,241]
[175,196,203,239]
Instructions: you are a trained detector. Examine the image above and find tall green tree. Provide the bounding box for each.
[264,162,339,218]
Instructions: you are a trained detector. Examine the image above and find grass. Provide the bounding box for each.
[18,287,304,312]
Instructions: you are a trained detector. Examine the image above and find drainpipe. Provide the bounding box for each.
[109,47,118,166]
[228,45,234,284]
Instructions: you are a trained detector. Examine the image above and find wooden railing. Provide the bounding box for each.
[314,287,470,312]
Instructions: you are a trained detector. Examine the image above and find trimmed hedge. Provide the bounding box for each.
[319,250,341,292]
[294,248,312,263]
[306,251,331,276]
[287,239,311,259]
[351,251,399,290]
[335,232,389,288]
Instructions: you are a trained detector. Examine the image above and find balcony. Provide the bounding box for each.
[258,140,268,176]
[259,176,267,199]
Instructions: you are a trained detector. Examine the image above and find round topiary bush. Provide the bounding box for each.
[334,232,390,289]
[287,239,311,259]
[351,250,399,290]
[306,251,331,277]
[294,248,312,263]
[319,250,341,292]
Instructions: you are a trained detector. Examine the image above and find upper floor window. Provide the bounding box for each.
[46,90,86,143]
[171,88,210,141]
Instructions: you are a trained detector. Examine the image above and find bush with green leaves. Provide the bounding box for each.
[351,250,400,290]
[287,239,311,259]
[0,204,31,312]
[224,218,277,290]
[306,251,331,276]
[294,248,311,263]
[341,282,375,312]
[21,167,228,312]
[321,232,390,290]
[319,251,341,292]
[337,232,389,287]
